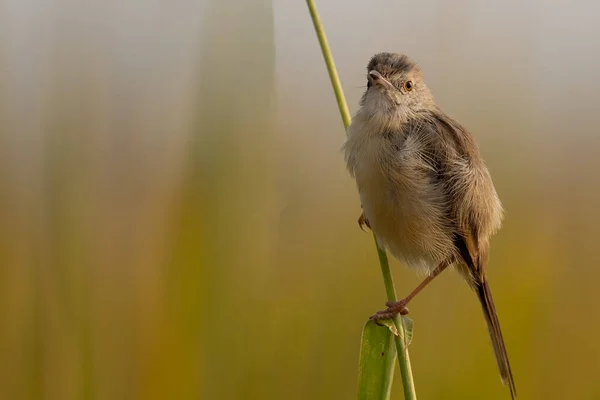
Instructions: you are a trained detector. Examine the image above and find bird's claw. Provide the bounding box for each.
[358,213,371,232]
[369,300,409,321]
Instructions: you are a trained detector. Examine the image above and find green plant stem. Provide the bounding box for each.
[305,1,417,399]
[374,242,417,400]
[305,0,351,129]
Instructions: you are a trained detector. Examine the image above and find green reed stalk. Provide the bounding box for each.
[305,1,417,398]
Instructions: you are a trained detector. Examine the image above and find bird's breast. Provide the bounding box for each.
[346,125,454,271]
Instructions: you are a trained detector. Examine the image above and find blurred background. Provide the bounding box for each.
[1,0,600,399]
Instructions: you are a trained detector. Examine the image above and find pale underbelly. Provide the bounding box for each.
[357,174,454,272]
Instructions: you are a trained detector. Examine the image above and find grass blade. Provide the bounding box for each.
[357,321,397,400]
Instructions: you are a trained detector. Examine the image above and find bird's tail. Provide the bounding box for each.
[475,277,517,399]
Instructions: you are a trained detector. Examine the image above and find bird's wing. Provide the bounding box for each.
[394,110,504,275]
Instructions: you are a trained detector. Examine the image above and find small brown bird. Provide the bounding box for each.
[343,52,515,398]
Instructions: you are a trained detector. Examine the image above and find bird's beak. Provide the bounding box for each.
[368,70,394,90]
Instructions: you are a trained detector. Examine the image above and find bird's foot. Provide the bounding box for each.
[358,212,371,232]
[369,299,409,321]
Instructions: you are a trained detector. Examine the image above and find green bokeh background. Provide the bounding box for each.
[1,0,600,399]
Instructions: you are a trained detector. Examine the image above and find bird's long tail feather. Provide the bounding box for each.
[475,277,517,399]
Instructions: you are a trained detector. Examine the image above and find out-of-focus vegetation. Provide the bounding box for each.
[2,0,600,399]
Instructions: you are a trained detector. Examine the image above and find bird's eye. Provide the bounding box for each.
[403,81,413,91]
[367,80,372,88]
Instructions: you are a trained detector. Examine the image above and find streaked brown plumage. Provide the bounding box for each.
[343,52,515,398]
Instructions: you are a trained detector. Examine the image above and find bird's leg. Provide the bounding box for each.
[370,261,450,320]
[358,212,371,231]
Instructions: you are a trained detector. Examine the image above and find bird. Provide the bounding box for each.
[342,52,516,398]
